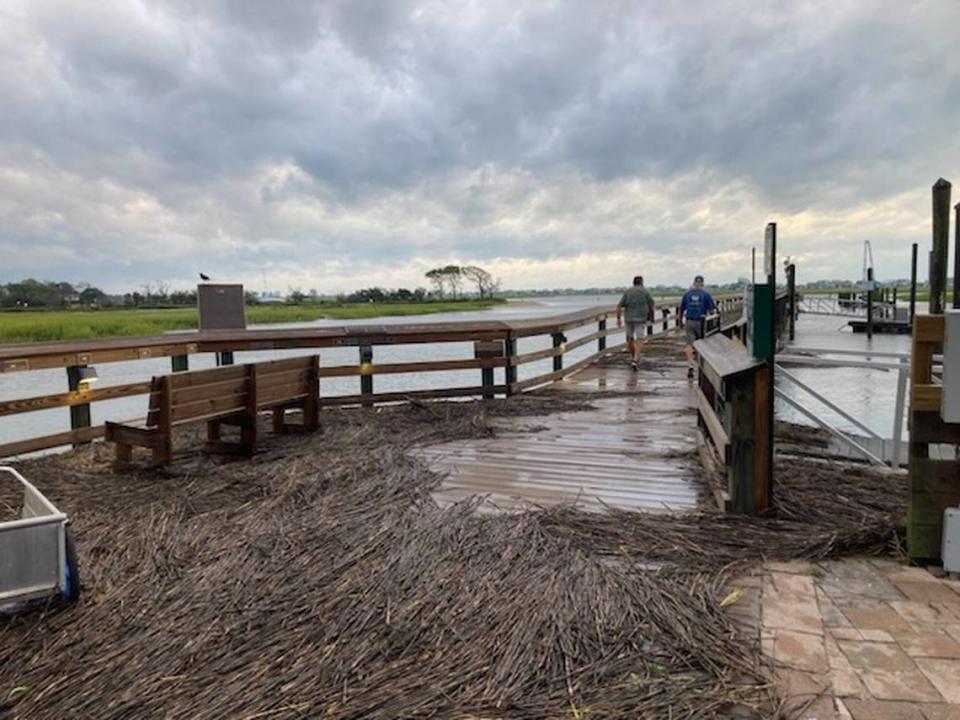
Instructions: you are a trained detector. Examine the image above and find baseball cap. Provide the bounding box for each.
[694,275,704,283]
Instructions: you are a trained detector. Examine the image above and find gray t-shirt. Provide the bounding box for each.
[618,286,654,323]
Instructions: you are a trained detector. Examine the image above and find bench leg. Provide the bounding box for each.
[272,408,286,434]
[114,441,132,472]
[304,396,319,433]
[207,420,222,441]
[152,437,172,466]
[240,417,257,457]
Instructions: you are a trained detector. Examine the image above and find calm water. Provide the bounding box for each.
[0,295,915,452]
[777,306,920,439]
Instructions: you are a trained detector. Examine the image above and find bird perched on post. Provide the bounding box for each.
[199,273,211,281]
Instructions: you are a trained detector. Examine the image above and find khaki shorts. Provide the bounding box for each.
[625,321,647,341]
[685,318,705,345]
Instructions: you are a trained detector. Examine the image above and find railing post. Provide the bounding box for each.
[891,357,908,468]
[359,345,373,406]
[172,355,189,372]
[866,268,874,340]
[598,318,606,352]
[662,307,669,332]
[552,333,564,373]
[66,365,92,446]
[474,341,500,400]
[505,333,517,396]
[217,351,234,366]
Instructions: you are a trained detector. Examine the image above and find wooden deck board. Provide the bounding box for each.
[421,336,705,513]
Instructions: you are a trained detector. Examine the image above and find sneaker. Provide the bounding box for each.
[631,361,639,371]
[687,367,694,379]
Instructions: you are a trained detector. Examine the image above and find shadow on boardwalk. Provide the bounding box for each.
[0,334,907,719]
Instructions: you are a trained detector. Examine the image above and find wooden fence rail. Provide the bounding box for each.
[0,296,749,459]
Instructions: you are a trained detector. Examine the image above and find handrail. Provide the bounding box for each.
[0,296,751,459]
[0,297,755,373]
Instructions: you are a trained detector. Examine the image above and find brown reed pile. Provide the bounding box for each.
[0,395,905,719]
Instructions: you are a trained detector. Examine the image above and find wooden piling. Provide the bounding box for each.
[955,203,960,309]
[598,319,606,352]
[909,242,918,327]
[786,263,796,341]
[931,178,951,314]
[866,268,874,339]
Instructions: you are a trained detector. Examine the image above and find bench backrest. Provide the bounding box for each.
[146,355,319,431]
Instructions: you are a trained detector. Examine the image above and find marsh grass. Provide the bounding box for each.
[0,299,505,344]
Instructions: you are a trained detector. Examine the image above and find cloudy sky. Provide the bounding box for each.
[1,0,958,293]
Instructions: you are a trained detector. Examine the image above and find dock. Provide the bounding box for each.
[421,334,703,512]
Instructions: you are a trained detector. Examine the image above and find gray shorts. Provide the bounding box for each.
[625,321,647,341]
[685,318,705,345]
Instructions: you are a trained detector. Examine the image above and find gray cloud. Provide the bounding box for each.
[0,0,958,291]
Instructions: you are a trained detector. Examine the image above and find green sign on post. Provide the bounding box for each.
[746,283,774,360]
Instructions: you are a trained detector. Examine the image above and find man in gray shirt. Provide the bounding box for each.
[616,275,655,371]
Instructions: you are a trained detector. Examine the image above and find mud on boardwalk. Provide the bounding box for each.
[0,363,906,719]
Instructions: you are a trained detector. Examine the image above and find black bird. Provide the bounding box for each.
[199,273,211,281]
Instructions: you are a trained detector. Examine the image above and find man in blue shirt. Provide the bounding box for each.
[679,275,716,379]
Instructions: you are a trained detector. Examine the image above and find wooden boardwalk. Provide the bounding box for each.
[420,334,706,512]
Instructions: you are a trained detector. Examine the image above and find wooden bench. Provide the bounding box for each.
[105,355,319,468]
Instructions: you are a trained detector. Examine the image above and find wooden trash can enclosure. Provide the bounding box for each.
[908,313,960,561]
[695,334,772,514]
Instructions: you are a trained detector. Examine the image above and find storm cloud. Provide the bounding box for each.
[0,0,957,292]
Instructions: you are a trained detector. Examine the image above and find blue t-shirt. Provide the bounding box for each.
[680,288,716,321]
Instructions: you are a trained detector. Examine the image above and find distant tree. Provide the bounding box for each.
[461,266,500,298]
[288,288,306,303]
[6,279,63,307]
[79,287,107,306]
[244,291,260,305]
[169,290,197,305]
[441,265,463,298]
[425,268,445,297]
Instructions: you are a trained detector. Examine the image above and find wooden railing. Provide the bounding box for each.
[907,314,960,561]
[695,334,771,514]
[0,296,746,459]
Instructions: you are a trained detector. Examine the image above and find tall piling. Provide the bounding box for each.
[955,203,960,308]
[931,178,951,314]
[866,268,874,339]
[909,242,918,326]
[786,262,796,341]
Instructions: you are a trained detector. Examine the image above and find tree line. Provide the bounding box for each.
[424,265,500,298]
[1,266,502,309]
[0,279,206,309]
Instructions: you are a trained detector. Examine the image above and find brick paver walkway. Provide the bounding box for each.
[732,559,960,719]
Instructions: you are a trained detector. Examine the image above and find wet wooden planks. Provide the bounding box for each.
[420,337,705,513]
